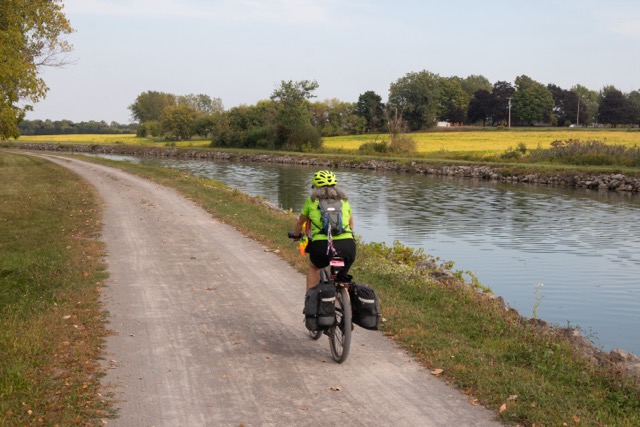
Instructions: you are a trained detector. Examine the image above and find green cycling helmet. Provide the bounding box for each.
[312,170,337,187]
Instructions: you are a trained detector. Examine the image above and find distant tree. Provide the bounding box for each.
[598,86,634,127]
[388,70,441,130]
[571,84,599,126]
[355,91,385,132]
[270,80,321,150]
[512,75,554,125]
[548,84,582,126]
[177,94,224,115]
[438,77,469,123]
[467,89,493,126]
[311,99,363,137]
[456,74,493,97]
[161,105,199,140]
[628,90,640,126]
[0,1,74,139]
[490,81,515,125]
[129,91,176,123]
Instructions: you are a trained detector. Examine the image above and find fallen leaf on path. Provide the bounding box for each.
[330,386,341,391]
[431,368,444,376]
[499,403,507,413]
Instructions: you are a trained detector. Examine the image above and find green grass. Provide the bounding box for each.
[0,152,111,425]
[74,154,640,426]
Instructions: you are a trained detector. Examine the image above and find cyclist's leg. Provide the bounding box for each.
[306,240,330,288]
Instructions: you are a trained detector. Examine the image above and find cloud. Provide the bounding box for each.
[64,0,331,24]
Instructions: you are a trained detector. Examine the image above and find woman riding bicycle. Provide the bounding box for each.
[289,170,356,289]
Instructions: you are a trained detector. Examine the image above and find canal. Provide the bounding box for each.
[104,155,640,355]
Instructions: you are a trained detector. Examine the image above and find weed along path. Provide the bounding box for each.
[36,154,501,426]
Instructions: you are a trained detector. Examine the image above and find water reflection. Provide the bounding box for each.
[101,155,640,355]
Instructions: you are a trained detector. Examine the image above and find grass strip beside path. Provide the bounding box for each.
[80,155,640,426]
[0,152,110,425]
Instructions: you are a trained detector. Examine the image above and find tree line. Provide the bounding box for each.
[128,72,640,151]
[18,119,137,135]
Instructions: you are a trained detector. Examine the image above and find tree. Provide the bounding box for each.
[457,74,493,97]
[628,90,640,127]
[490,81,515,126]
[270,80,321,150]
[512,75,554,125]
[437,77,469,123]
[0,0,74,139]
[355,91,385,132]
[548,84,581,126]
[467,89,493,126]
[160,105,199,140]
[388,70,441,131]
[572,84,599,126]
[598,86,634,127]
[177,94,223,115]
[129,91,176,123]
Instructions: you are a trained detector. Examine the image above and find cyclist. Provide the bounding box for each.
[289,170,356,289]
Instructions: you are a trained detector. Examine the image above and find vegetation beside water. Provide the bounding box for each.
[15,152,634,426]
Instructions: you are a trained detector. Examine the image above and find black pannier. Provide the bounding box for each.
[349,282,381,330]
[304,282,336,331]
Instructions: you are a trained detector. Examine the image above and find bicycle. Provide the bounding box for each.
[316,256,352,363]
[288,234,352,363]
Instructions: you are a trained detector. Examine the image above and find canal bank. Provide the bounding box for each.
[12,142,640,192]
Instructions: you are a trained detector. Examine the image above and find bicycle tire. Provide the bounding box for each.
[308,329,323,340]
[329,286,352,363]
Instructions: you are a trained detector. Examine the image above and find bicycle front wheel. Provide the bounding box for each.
[329,286,352,363]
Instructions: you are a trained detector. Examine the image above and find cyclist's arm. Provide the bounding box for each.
[349,213,354,232]
[293,214,308,236]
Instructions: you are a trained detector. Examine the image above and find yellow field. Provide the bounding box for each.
[18,134,211,147]
[16,129,640,155]
[324,129,640,154]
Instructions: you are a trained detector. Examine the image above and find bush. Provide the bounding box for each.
[528,139,640,166]
[389,134,416,154]
[284,125,322,152]
[245,126,277,149]
[358,140,389,154]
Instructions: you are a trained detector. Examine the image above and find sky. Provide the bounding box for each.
[27,0,640,124]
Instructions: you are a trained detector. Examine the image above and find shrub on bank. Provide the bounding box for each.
[528,139,640,167]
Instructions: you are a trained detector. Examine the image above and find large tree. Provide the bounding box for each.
[129,91,176,123]
[512,75,554,125]
[0,0,74,139]
[598,86,634,127]
[388,70,441,131]
[467,89,493,126]
[270,80,321,150]
[490,81,515,126]
[571,84,599,126]
[355,90,385,132]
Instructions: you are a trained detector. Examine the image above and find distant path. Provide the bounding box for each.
[37,154,501,426]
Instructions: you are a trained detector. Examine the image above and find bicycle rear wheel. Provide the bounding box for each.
[329,286,352,363]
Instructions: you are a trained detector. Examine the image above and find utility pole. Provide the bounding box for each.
[576,97,580,127]
[507,97,512,128]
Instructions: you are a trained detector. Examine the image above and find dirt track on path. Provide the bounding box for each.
[38,154,501,426]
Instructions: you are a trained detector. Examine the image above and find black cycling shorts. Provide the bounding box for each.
[306,238,357,274]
